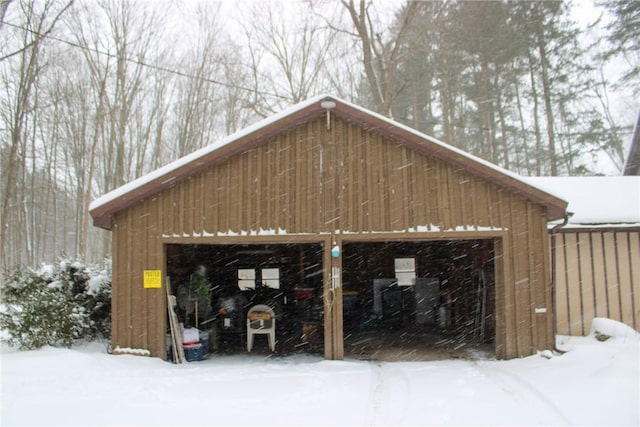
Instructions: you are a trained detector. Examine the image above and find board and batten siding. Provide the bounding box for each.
[110,115,554,360]
[554,229,640,336]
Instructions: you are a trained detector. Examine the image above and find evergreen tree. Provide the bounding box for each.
[386,0,621,175]
[0,260,111,349]
[601,0,640,93]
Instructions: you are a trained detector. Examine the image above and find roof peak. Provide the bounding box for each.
[90,95,568,229]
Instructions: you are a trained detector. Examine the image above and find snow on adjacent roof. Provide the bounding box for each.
[526,176,640,225]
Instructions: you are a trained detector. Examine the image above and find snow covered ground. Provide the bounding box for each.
[2,318,638,426]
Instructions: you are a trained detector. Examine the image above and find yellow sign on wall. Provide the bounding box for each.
[143,270,162,288]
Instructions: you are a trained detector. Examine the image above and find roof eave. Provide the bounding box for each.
[93,214,112,230]
[89,102,328,229]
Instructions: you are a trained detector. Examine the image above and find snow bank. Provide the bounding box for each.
[589,317,640,342]
[112,346,151,356]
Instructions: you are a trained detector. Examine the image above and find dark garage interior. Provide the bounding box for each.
[342,240,495,361]
[165,239,495,360]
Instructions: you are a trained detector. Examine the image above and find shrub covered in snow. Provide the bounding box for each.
[0,259,111,349]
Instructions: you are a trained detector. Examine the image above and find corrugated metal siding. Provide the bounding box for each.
[554,230,640,336]
[110,116,554,359]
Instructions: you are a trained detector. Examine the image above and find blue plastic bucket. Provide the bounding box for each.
[183,343,204,362]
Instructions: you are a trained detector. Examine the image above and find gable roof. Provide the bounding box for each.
[89,94,568,230]
[526,176,640,227]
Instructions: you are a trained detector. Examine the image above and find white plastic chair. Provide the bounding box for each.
[246,304,276,352]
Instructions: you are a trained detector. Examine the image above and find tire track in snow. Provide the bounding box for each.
[365,362,411,426]
[473,361,572,425]
[365,362,385,424]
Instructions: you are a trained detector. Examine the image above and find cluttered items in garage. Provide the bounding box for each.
[165,243,325,360]
[164,239,495,362]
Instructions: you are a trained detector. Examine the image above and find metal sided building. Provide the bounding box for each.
[529,176,640,337]
[89,95,568,361]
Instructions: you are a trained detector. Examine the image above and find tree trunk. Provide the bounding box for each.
[527,50,543,176]
[537,26,558,176]
[514,73,532,175]
[340,0,419,116]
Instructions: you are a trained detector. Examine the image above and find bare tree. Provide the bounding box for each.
[169,3,226,157]
[69,0,167,184]
[58,0,171,259]
[239,0,336,116]
[330,0,420,116]
[0,0,73,270]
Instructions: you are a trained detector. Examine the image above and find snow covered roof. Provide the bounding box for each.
[90,94,568,229]
[526,176,640,227]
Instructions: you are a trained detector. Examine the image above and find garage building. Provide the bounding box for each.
[89,95,567,361]
[529,176,640,337]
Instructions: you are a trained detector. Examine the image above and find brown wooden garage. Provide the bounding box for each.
[89,95,567,361]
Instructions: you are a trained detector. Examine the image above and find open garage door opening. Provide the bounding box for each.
[342,239,495,361]
[165,243,325,358]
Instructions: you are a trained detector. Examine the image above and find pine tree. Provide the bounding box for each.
[601,0,640,93]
